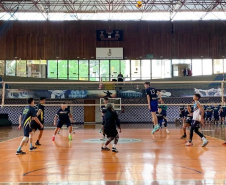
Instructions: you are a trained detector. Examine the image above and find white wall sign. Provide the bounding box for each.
[96,48,123,59]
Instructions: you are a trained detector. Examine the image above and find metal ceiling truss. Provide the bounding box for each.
[0,0,225,20]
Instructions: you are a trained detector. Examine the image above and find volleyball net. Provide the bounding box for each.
[0,80,225,125]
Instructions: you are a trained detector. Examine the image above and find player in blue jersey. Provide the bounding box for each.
[16,98,43,155]
[52,103,74,141]
[144,82,162,140]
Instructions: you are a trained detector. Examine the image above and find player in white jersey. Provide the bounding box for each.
[185,94,209,147]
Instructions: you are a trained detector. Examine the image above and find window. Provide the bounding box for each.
[141,60,151,80]
[121,60,130,81]
[6,60,16,76]
[172,59,191,77]
[131,60,141,80]
[58,60,68,79]
[69,60,78,80]
[90,60,100,81]
[192,59,202,76]
[0,60,5,75]
[202,59,212,75]
[27,60,46,78]
[162,60,171,78]
[152,60,171,79]
[100,60,109,81]
[48,60,57,79]
[79,60,88,81]
[17,60,27,77]
[110,60,120,80]
[214,59,223,74]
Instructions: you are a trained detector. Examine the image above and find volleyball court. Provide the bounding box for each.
[0,80,226,184]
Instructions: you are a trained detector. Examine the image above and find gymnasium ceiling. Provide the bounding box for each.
[0,0,226,20]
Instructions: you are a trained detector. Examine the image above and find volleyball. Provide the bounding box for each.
[136,1,142,8]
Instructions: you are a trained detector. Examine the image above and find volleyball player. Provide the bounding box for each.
[206,105,213,124]
[156,106,170,134]
[181,105,193,139]
[100,97,108,140]
[213,105,220,125]
[101,103,121,153]
[185,94,209,147]
[144,82,162,136]
[219,107,225,125]
[16,98,43,155]
[52,103,74,141]
[179,105,185,124]
[161,104,169,132]
[35,97,46,146]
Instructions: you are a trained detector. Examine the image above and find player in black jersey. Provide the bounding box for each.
[52,103,74,141]
[16,98,43,155]
[181,105,193,139]
[213,106,220,125]
[35,97,46,146]
[219,106,225,125]
[179,105,185,125]
[100,98,109,140]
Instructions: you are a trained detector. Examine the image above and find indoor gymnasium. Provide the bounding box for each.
[0,0,226,185]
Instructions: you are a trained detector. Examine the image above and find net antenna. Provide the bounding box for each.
[100,98,121,111]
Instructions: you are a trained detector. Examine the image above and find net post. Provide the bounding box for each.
[1,81,5,108]
[221,80,224,105]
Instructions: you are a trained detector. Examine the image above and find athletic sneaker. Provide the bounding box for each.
[101,147,110,151]
[29,146,37,151]
[72,130,76,134]
[57,131,60,134]
[112,147,118,153]
[166,129,170,134]
[152,125,160,134]
[185,142,193,146]
[181,135,187,139]
[222,142,226,145]
[16,150,26,155]
[52,136,55,141]
[68,135,72,140]
[100,136,105,140]
[202,137,209,147]
[35,141,41,146]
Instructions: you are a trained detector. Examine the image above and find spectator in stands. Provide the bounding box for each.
[117,72,123,82]
[183,67,189,76]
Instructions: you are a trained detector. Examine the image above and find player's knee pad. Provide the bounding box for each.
[22,136,29,143]
[29,132,33,138]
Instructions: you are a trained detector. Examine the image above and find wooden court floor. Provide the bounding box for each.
[0,125,226,185]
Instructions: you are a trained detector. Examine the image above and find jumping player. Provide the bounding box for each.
[52,103,74,141]
[144,82,162,137]
[156,106,170,134]
[35,97,46,146]
[181,105,193,139]
[185,94,209,147]
[16,98,43,155]
[100,97,109,140]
